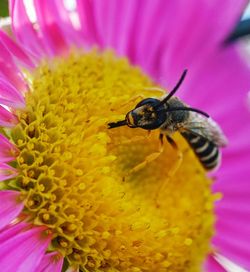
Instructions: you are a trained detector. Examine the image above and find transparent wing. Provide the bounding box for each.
[178,112,228,147]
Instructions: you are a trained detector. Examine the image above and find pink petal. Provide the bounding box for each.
[0,222,28,243]
[0,77,25,109]
[0,106,18,127]
[216,151,250,180]
[76,0,247,83]
[0,134,19,162]
[212,234,250,269]
[213,254,249,272]
[213,169,250,195]
[48,0,82,47]
[76,0,103,46]
[0,163,18,181]
[204,255,226,272]
[0,224,51,272]
[179,46,250,135]
[9,0,46,58]
[33,0,70,56]
[0,191,24,230]
[37,252,63,272]
[157,1,248,85]
[0,30,35,69]
[211,191,250,269]
[0,41,27,92]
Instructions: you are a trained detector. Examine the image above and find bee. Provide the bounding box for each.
[108,70,227,171]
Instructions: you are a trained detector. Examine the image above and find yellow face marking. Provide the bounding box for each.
[127,112,135,126]
[151,112,156,118]
[136,107,145,116]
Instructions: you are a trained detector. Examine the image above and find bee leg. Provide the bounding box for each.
[166,135,177,149]
[154,136,183,207]
[159,133,164,147]
[123,133,164,180]
[165,135,183,174]
[142,87,166,95]
[118,95,145,109]
[117,131,151,146]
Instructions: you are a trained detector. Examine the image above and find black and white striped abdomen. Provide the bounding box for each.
[181,131,220,170]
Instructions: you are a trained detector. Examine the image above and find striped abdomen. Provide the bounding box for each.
[181,131,220,170]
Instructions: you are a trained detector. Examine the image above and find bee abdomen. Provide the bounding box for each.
[181,132,220,170]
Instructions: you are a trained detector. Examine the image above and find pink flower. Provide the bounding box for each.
[0,0,249,271]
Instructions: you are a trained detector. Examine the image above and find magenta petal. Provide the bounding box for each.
[0,41,27,91]
[33,0,70,56]
[76,0,247,83]
[0,222,28,243]
[0,225,51,272]
[37,252,63,272]
[9,0,46,58]
[0,106,18,127]
[214,254,249,272]
[0,77,25,109]
[156,1,248,84]
[0,163,18,181]
[77,0,102,46]
[47,0,83,47]
[212,166,250,269]
[212,208,250,268]
[0,30,35,69]
[0,191,24,230]
[0,134,19,162]
[204,255,226,272]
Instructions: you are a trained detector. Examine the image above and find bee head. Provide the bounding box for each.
[125,98,166,130]
[108,70,210,131]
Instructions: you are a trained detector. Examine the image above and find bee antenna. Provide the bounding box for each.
[108,120,127,129]
[164,107,209,118]
[158,69,188,106]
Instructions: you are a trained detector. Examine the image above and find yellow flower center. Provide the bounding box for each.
[6,50,218,271]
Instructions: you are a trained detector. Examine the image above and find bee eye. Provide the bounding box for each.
[135,98,160,108]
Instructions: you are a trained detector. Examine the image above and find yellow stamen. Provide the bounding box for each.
[7,50,215,271]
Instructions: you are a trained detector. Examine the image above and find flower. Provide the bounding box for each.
[0,0,249,271]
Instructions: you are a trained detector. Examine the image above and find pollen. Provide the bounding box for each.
[6,50,216,271]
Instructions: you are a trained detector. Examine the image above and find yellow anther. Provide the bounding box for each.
[73,253,81,260]
[87,260,95,268]
[19,157,24,163]
[78,183,86,190]
[184,238,193,246]
[120,245,126,251]
[27,200,34,207]
[38,184,44,192]
[162,261,171,268]
[76,169,83,176]
[17,139,23,145]
[28,170,35,177]
[67,224,77,231]
[102,231,110,239]
[59,240,68,248]
[29,125,35,132]
[42,213,50,221]
[27,142,34,150]
[171,227,180,234]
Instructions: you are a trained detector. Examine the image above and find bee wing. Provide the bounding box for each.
[178,112,228,147]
